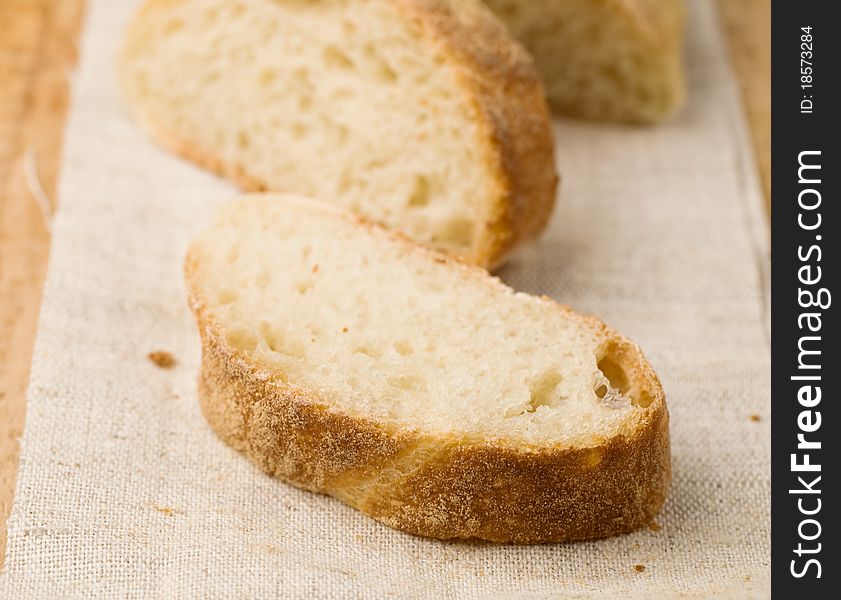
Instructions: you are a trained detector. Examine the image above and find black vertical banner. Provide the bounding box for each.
[771,2,839,597]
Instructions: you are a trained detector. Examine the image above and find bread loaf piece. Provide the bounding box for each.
[185,194,670,543]
[484,0,686,122]
[120,0,558,267]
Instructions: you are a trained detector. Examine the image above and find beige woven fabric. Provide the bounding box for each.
[0,0,770,597]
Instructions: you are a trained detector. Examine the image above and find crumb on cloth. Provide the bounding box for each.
[148,350,176,369]
[633,564,646,573]
[750,414,761,422]
[155,506,177,517]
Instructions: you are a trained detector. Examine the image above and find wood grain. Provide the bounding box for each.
[0,0,85,568]
[716,0,771,209]
[0,0,770,569]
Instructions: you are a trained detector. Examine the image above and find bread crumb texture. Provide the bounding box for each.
[484,0,686,122]
[119,0,557,266]
[185,196,670,543]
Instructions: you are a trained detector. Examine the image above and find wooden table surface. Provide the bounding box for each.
[0,0,770,567]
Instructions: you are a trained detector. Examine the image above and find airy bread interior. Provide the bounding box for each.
[187,196,653,447]
[121,0,521,262]
[485,0,685,122]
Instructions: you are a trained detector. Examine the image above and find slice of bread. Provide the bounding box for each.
[119,0,558,267]
[185,194,670,543]
[484,0,686,122]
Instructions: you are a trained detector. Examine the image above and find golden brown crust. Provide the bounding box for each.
[184,202,670,543]
[119,0,558,268]
[396,0,558,265]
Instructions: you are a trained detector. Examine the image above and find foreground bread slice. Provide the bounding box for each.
[484,0,686,122]
[119,0,557,267]
[185,195,670,543]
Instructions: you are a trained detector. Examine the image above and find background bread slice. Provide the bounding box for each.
[119,0,558,267]
[484,0,686,122]
[185,194,670,543]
